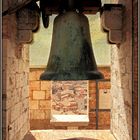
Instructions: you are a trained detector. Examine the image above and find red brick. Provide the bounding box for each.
[89,89,96,96]
[98,82,111,89]
[89,99,96,109]
[98,112,110,129]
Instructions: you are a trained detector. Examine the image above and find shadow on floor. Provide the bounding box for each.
[61,138,99,140]
[23,132,36,140]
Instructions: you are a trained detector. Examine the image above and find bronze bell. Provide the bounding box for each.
[40,2,104,80]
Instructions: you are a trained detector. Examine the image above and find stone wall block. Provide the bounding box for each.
[121,74,129,89]
[22,46,29,61]
[29,69,43,81]
[29,89,33,100]
[2,109,12,128]
[11,102,22,123]
[3,39,8,61]
[29,71,37,81]
[22,98,29,113]
[39,101,51,109]
[45,110,51,119]
[29,81,40,91]
[123,89,132,107]
[2,71,7,92]
[8,121,16,140]
[41,81,51,91]
[21,122,30,139]
[7,58,17,74]
[30,110,45,120]
[36,70,44,80]
[18,60,24,73]
[17,115,24,132]
[119,58,126,74]
[15,73,21,88]
[125,57,132,74]
[2,17,11,39]
[7,73,16,91]
[33,91,45,100]
[7,90,17,108]
[29,101,39,109]
[45,90,51,100]
[21,86,29,99]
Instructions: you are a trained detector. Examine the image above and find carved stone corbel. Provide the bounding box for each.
[100,4,123,45]
[16,1,40,44]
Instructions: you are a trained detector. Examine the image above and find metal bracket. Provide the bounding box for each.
[100,4,124,45]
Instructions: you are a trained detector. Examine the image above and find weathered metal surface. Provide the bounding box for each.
[40,11,104,80]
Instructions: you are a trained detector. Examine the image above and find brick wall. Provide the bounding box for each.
[29,66,111,130]
[29,68,52,129]
[110,0,133,139]
[2,15,30,140]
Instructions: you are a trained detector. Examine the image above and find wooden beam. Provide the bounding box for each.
[40,0,101,14]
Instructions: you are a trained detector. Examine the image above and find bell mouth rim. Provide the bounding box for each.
[40,71,104,81]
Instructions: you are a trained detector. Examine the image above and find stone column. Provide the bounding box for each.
[110,0,132,139]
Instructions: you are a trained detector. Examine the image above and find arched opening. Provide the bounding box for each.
[2,0,136,139]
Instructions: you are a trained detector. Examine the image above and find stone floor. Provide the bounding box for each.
[23,130,115,140]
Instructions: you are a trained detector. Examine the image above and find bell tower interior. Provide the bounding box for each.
[2,0,138,140]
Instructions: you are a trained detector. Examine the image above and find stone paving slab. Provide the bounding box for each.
[23,130,115,140]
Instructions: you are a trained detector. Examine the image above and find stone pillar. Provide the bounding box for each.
[2,14,30,140]
[110,0,132,140]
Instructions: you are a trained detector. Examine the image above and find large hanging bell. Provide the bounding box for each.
[40,10,104,80]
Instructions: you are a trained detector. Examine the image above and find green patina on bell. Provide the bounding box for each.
[40,1,104,80]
